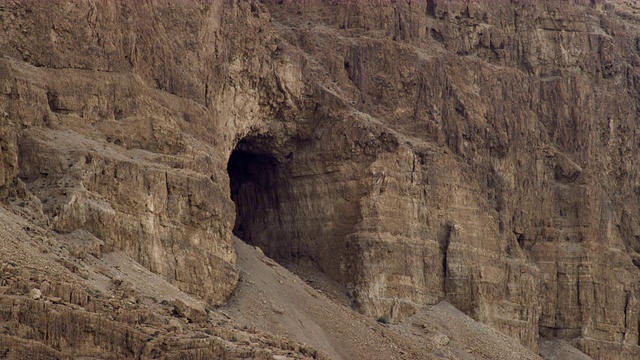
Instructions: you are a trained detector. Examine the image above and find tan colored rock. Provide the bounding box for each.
[171,298,207,323]
[57,230,104,259]
[0,0,639,359]
[165,318,184,334]
[28,288,41,300]
[434,333,450,347]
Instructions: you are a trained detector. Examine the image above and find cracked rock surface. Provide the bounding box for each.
[1,0,640,359]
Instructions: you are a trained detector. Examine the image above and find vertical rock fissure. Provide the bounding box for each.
[623,291,630,342]
[439,223,452,293]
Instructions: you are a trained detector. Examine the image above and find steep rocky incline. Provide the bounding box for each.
[1,0,640,359]
[0,202,326,359]
[222,236,544,360]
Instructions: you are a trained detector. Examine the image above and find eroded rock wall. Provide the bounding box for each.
[257,0,640,356]
[1,0,640,358]
[0,0,307,306]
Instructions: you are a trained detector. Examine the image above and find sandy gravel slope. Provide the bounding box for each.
[222,237,547,360]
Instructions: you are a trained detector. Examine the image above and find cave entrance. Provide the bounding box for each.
[227,136,359,309]
[226,137,292,261]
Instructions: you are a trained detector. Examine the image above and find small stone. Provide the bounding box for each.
[21,269,30,280]
[434,334,450,346]
[166,318,183,333]
[30,288,42,300]
[271,304,285,314]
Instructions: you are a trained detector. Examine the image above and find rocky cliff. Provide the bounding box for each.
[1,0,640,359]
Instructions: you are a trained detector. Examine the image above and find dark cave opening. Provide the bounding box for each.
[226,137,357,298]
[226,139,290,260]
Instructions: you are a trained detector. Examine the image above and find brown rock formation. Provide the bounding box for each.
[1,0,640,358]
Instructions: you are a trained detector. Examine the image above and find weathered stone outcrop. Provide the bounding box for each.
[0,283,323,360]
[0,205,326,360]
[1,0,287,306]
[1,0,640,358]
[239,1,640,357]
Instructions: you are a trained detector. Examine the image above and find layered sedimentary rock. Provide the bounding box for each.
[1,0,640,358]
[236,1,640,357]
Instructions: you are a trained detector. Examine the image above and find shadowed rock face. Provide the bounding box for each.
[1,0,640,358]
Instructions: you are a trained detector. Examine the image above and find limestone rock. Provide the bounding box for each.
[58,229,104,259]
[29,289,41,300]
[434,333,450,347]
[165,318,184,333]
[171,298,207,323]
[0,0,639,359]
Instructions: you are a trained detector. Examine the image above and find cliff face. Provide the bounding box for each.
[1,0,640,358]
[0,0,288,306]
